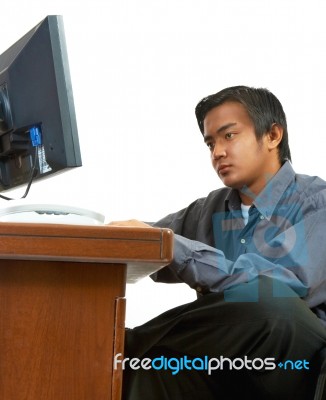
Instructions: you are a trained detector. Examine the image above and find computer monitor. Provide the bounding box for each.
[0,15,82,196]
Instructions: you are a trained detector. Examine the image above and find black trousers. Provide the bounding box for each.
[122,277,326,400]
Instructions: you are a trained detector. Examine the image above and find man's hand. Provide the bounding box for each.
[108,219,152,228]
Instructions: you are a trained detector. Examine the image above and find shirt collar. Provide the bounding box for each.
[225,161,295,220]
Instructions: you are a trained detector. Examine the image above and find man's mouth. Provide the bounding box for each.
[218,164,231,175]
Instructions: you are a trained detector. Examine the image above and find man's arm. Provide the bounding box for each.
[152,209,326,307]
[151,234,308,295]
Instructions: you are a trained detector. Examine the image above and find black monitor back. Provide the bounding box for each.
[0,15,81,192]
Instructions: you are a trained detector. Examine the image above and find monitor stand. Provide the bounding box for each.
[0,199,105,225]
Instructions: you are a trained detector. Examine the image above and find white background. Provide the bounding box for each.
[1,0,326,327]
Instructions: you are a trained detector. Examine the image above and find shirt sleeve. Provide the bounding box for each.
[153,234,307,295]
[152,209,326,306]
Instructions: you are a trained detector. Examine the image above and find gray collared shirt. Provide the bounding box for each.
[152,161,326,326]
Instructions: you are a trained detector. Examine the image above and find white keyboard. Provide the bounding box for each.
[0,201,105,225]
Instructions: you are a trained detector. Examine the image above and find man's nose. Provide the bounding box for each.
[212,142,227,160]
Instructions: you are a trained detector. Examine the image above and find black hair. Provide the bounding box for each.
[195,85,291,163]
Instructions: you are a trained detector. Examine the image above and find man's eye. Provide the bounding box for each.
[225,132,234,139]
[206,142,214,150]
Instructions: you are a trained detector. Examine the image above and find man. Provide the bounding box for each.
[111,86,326,399]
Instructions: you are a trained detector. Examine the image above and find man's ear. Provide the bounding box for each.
[267,123,283,150]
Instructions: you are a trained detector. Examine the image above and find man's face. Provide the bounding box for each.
[203,101,281,202]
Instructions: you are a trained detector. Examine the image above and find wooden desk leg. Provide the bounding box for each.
[0,260,126,400]
[112,297,126,400]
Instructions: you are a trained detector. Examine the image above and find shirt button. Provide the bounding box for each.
[196,286,202,293]
[260,215,265,220]
[240,238,246,244]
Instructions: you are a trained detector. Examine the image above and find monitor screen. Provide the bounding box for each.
[0,15,81,196]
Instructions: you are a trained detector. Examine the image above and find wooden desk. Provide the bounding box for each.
[0,222,173,400]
